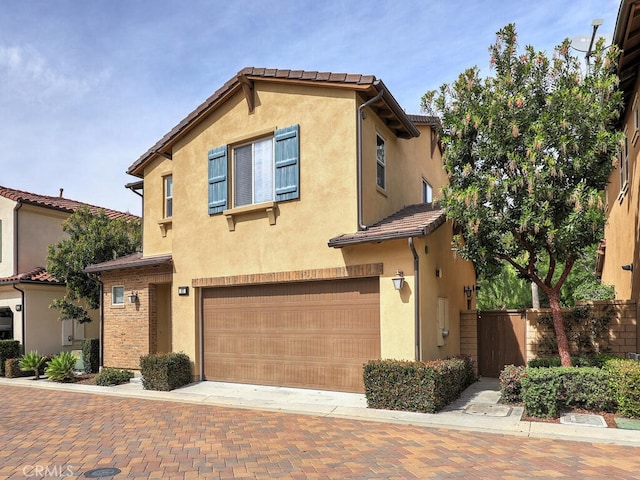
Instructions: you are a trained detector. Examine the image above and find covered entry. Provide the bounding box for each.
[202,277,380,393]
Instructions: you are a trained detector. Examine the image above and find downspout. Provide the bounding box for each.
[12,284,25,354]
[13,201,22,275]
[198,291,204,381]
[408,237,421,361]
[357,83,385,230]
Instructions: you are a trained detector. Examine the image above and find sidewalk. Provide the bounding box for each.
[2,375,639,447]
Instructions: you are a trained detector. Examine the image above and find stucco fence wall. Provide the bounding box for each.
[460,300,638,374]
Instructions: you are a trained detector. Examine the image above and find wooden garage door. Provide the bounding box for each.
[202,277,380,393]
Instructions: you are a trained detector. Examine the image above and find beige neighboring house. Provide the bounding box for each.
[0,185,137,356]
[86,67,477,393]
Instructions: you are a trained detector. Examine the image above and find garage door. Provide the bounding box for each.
[202,277,380,393]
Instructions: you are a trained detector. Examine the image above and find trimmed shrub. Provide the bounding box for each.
[603,358,640,418]
[527,356,595,368]
[521,367,615,417]
[45,351,78,382]
[5,358,32,378]
[0,340,21,376]
[95,367,134,386]
[82,338,100,374]
[140,352,192,391]
[499,365,525,404]
[363,356,475,413]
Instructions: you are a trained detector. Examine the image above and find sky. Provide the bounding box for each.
[0,0,621,215]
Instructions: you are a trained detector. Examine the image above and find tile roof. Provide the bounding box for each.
[328,203,447,247]
[0,267,63,285]
[0,185,139,220]
[128,67,426,176]
[84,253,172,273]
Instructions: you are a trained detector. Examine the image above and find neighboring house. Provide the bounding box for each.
[600,0,640,299]
[0,186,136,356]
[86,67,476,393]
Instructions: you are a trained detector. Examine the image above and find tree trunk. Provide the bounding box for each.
[547,290,572,367]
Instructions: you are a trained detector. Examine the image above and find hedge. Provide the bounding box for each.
[603,358,640,418]
[0,340,21,376]
[520,367,616,417]
[82,338,100,374]
[140,352,192,391]
[95,367,134,386]
[363,355,475,413]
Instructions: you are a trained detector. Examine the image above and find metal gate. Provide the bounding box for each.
[477,310,527,377]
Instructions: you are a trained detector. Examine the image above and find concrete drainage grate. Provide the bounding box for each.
[559,413,607,428]
[464,403,512,417]
[84,467,122,478]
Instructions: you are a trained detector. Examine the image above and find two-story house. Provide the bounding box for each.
[86,68,476,393]
[600,0,640,300]
[0,186,136,356]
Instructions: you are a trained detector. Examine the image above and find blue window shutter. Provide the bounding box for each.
[274,124,300,201]
[208,145,228,214]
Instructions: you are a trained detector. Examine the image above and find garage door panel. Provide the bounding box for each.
[203,277,380,392]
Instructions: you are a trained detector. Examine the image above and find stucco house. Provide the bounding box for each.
[599,0,640,299]
[86,67,476,393]
[0,186,136,355]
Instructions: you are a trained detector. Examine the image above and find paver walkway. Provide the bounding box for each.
[1,385,638,479]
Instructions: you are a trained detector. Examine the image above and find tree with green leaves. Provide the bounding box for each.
[47,206,141,323]
[423,24,623,367]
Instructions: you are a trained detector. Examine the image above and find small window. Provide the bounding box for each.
[620,130,629,199]
[233,137,274,207]
[164,175,173,218]
[112,286,125,305]
[376,134,386,190]
[422,179,433,203]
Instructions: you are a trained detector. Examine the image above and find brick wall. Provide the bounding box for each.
[101,264,172,370]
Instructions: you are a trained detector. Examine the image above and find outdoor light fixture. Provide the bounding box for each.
[15,305,22,312]
[463,286,473,298]
[622,264,633,272]
[392,271,405,290]
[178,286,189,296]
[128,291,139,303]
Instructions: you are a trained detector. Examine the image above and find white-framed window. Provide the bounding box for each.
[112,286,125,305]
[620,129,629,200]
[422,178,433,203]
[633,94,639,145]
[376,134,386,190]
[233,137,274,207]
[164,175,173,218]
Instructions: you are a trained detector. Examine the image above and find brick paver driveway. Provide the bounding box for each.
[1,385,638,479]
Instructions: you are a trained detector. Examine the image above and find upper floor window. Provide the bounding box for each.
[234,138,274,207]
[376,134,386,190]
[164,175,173,218]
[112,286,124,305]
[620,129,629,199]
[422,178,433,203]
[208,125,300,214]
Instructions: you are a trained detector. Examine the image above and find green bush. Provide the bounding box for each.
[521,367,615,417]
[527,356,596,368]
[45,351,78,382]
[140,352,192,391]
[0,340,21,376]
[499,365,525,404]
[82,338,100,374]
[603,358,640,418]
[5,358,33,378]
[19,351,47,379]
[95,367,134,386]
[363,356,475,413]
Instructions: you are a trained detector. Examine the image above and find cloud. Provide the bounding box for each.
[0,44,110,108]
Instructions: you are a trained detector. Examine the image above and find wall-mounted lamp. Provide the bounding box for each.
[15,305,22,312]
[178,286,190,296]
[463,286,473,298]
[128,291,139,304]
[622,264,633,272]
[392,271,405,290]
[435,268,442,278]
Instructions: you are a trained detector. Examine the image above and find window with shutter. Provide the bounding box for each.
[376,134,386,190]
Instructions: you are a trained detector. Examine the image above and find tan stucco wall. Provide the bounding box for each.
[17,204,68,274]
[602,81,640,300]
